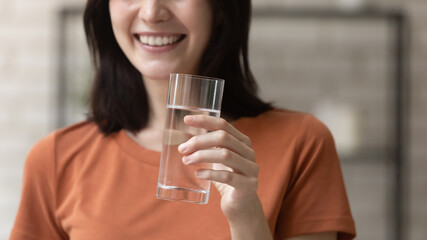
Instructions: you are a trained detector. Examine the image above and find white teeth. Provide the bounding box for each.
[141,35,148,43]
[139,35,182,46]
[155,36,162,45]
[148,36,155,45]
[162,36,168,45]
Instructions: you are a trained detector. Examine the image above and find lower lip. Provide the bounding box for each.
[135,37,183,53]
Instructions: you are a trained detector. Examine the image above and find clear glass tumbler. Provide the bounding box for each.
[157,73,225,204]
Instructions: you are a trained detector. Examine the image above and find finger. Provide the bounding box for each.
[195,169,258,194]
[183,115,251,147]
[178,130,255,162]
[182,148,259,177]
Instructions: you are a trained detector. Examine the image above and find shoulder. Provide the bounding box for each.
[237,108,332,141]
[26,121,102,166]
[13,122,100,239]
[53,121,104,150]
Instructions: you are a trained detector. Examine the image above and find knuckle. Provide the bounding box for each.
[190,136,198,147]
[249,149,256,161]
[220,172,233,183]
[215,130,228,143]
[252,164,260,176]
[192,151,201,160]
[251,148,256,162]
[252,180,259,192]
[251,177,259,186]
[220,148,231,160]
[247,177,259,191]
[244,136,252,147]
[217,118,228,128]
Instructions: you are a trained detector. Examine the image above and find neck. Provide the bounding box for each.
[126,76,169,152]
[144,77,169,129]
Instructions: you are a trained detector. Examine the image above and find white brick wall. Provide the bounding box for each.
[406,1,427,240]
[0,0,85,238]
[0,0,425,239]
[250,0,427,239]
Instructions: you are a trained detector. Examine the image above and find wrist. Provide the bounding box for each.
[226,197,273,240]
[228,216,273,240]
[226,196,263,224]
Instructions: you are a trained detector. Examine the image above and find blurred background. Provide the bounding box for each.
[0,0,426,239]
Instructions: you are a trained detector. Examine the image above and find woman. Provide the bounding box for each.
[10,0,356,239]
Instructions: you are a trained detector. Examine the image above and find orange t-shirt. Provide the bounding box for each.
[10,109,356,240]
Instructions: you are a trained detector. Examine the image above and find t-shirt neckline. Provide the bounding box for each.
[114,129,161,166]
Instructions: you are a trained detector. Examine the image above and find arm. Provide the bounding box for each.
[10,133,67,239]
[178,115,273,240]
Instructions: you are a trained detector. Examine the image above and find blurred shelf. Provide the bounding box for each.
[251,7,409,240]
[253,6,405,19]
[339,147,395,164]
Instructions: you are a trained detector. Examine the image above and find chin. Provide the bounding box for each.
[137,67,171,81]
[139,66,196,81]
[142,73,170,82]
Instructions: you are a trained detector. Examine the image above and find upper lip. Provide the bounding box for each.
[134,32,185,37]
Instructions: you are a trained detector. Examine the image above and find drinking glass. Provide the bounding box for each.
[157,73,225,204]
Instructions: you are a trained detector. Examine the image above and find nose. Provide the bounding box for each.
[138,0,171,24]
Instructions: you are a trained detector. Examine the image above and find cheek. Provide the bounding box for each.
[109,1,133,38]
[187,12,213,53]
[109,2,140,63]
[194,3,213,41]
[178,0,213,49]
[109,4,123,38]
[195,19,213,59]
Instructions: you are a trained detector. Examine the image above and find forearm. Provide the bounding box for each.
[228,198,273,240]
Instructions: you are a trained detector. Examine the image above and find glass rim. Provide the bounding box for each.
[170,73,225,83]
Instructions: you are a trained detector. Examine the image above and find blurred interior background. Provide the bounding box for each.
[0,0,426,239]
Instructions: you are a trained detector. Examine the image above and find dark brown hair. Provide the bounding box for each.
[84,0,272,135]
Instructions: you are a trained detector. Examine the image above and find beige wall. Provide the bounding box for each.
[250,1,427,239]
[0,0,85,237]
[0,0,425,239]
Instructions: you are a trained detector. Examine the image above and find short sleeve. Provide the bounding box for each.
[10,133,66,240]
[276,115,356,239]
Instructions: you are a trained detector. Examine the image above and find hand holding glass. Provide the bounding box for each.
[157,73,225,204]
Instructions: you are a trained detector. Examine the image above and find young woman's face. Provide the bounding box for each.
[109,0,213,81]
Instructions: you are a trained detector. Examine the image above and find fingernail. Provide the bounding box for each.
[184,115,194,123]
[182,155,191,165]
[178,143,188,153]
[195,170,204,178]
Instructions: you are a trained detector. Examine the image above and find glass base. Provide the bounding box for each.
[157,185,209,204]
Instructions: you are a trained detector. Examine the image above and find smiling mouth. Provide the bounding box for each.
[136,34,186,47]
